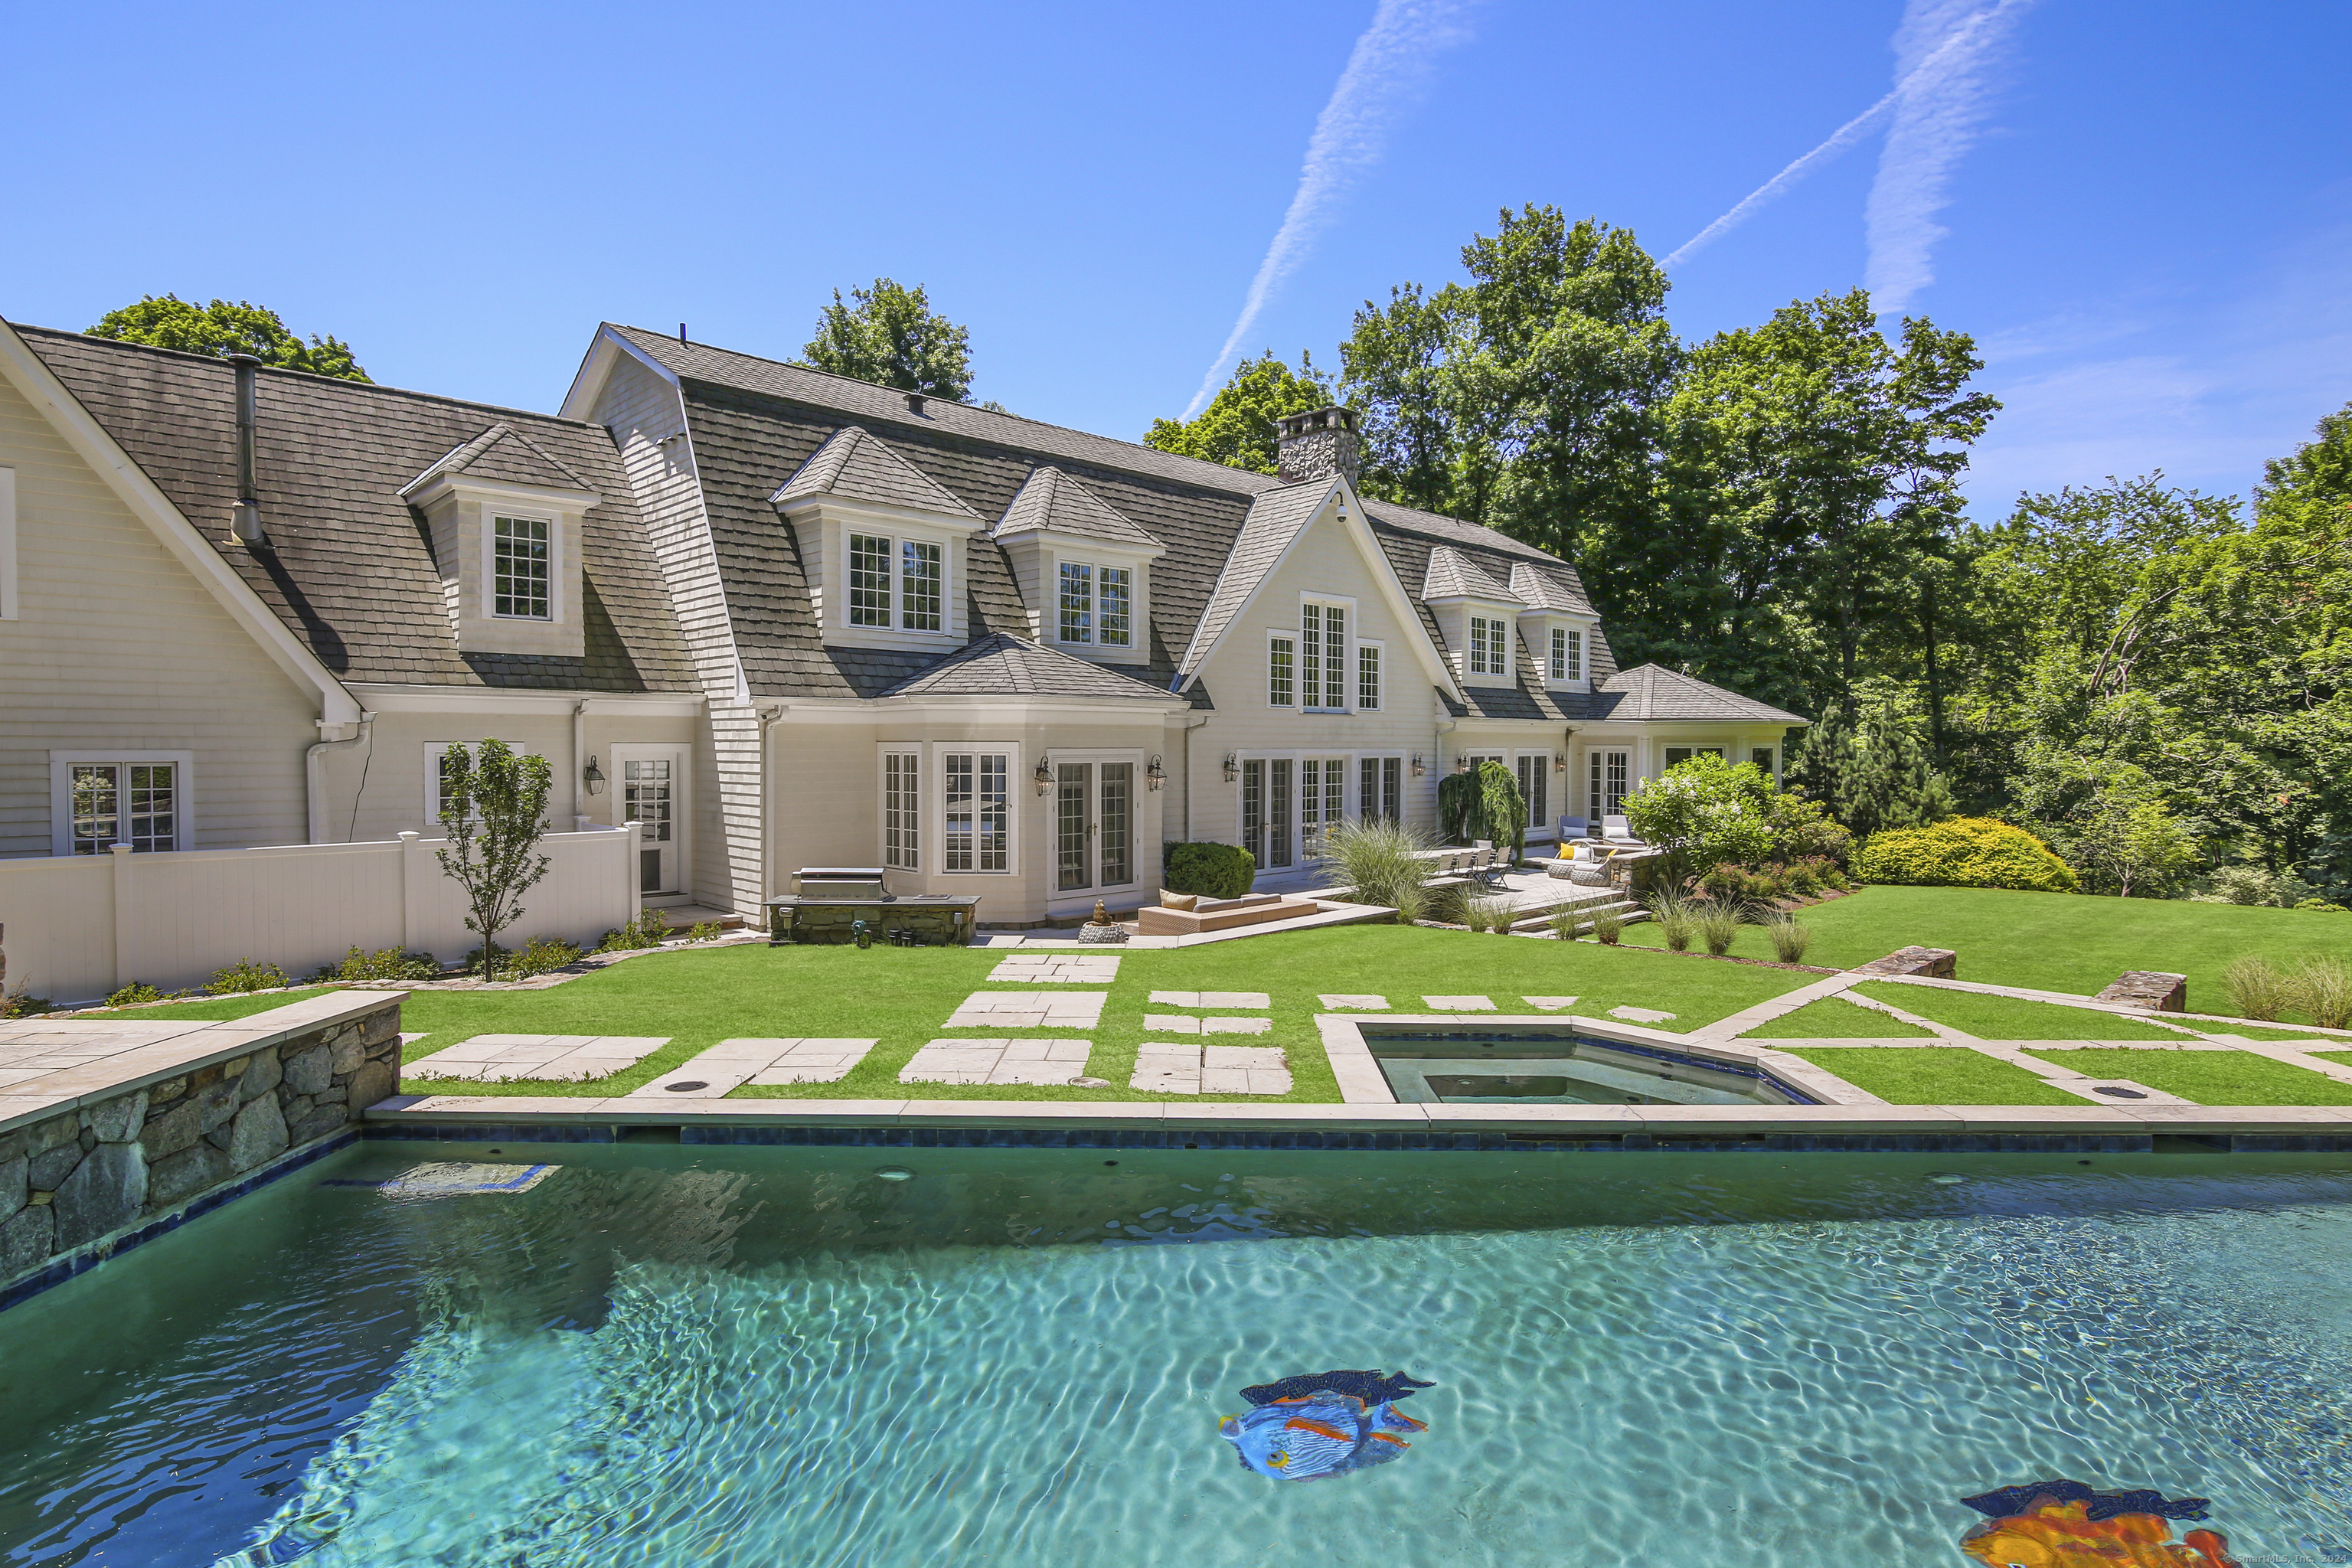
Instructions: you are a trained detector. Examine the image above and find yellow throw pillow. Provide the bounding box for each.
[1159,889,1200,911]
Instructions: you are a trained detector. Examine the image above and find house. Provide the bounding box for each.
[0,315,1802,931]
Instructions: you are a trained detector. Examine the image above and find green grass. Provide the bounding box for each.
[1782,1047,2085,1105]
[71,988,343,1021]
[2021,1048,2352,1106]
[106,926,1808,1103]
[2213,1025,2352,1044]
[1851,981,2190,1040]
[1740,995,1935,1039]
[1615,885,2349,1015]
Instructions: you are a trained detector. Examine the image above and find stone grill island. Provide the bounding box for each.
[764,867,980,947]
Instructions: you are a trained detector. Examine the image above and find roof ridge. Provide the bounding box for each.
[11,321,613,431]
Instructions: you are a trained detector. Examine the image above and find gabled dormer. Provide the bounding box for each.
[1508,560,1599,694]
[769,426,984,652]
[991,467,1164,665]
[400,423,601,658]
[1419,546,1524,685]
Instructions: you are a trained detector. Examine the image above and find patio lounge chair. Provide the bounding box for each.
[1601,815,1644,848]
[1557,815,1590,844]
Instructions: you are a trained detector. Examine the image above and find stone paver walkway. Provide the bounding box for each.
[987,954,1122,984]
[1524,996,1578,1011]
[900,1038,1095,1086]
[1142,1014,1272,1035]
[1131,1044,1292,1095]
[1608,1006,1676,1024]
[407,1034,670,1083]
[623,1038,879,1097]
[944,991,1108,1030]
[1318,994,1389,1010]
[1148,991,1271,1008]
[1422,995,1495,1011]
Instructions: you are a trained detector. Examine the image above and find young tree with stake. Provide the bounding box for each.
[435,740,554,981]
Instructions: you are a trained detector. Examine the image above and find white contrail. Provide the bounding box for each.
[1662,0,2030,274]
[1866,0,2034,312]
[1181,0,1476,419]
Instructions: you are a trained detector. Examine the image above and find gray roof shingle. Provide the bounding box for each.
[993,466,1161,549]
[1174,480,1336,679]
[400,422,595,498]
[1507,560,1594,615]
[1421,545,1521,603]
[771,425,982,518]
[883,632,1180,700]
[1591,665,1807,724]
[20,325,694,693]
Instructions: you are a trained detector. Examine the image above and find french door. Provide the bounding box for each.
[1587,749,1630,822]
[612,744,688,896]
[1241,758,1293,871]
[1515,753,1550,835]
[1298,757,1346,858]
[1054,759,1135,894]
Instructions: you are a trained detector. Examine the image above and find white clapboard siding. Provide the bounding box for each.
[0,826,640,1005]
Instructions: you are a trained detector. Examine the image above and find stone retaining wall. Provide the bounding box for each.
[1,995,401,1301]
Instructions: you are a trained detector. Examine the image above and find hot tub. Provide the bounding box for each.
[1359,1024,1819,1106]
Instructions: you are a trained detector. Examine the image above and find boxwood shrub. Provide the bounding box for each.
[1854,817,2079,893]
[1162,841,1256,899]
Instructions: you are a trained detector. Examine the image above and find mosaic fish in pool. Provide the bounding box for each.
[1220,1370,1432,1482]
[1958,1479,2239,1566]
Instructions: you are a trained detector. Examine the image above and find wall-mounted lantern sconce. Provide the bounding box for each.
[1146,755,1165,791]
[1410,753,1426,777]
[1454,756,1471,773]
[1554,753,1568,772]
[1222,753,1239,784]
[582,755,607,795]
[1033,756,1054,795]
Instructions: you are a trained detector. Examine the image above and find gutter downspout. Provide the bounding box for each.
[306,711,374,844]
[755,701,787,912]
[573,699,593,830]
[1177,711,1210,843]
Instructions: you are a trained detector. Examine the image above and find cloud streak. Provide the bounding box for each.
[1662,0,2030,279]
[1865,0,2033,312]
[1181,0,1475,419]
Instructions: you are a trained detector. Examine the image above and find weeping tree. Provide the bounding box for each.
[1438,761,1527,858]
[435,739,554,981]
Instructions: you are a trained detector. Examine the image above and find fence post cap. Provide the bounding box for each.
[108,842,132,857]
[397,830,420,842]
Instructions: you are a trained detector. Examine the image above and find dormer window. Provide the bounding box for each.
[1055,562,1133,648]
[1468,614,1508,678]
[492,514,552,619]
[1549,625,1583,682]
[848,532,946,632]
[771,426,984,650]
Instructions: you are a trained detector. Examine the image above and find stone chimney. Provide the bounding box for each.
[1275,406,1361,485]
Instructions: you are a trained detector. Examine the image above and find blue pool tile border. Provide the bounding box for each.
[0,1130,359,1315]
[362,1122,2352,1155]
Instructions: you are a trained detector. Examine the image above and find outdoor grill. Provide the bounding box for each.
[765,867,979,947]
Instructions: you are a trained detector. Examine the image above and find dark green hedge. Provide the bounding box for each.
[1162,841,1256,899]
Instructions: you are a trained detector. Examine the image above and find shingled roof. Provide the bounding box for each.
[883,632,1181,701]
[1591,665,1807,724]
[1422,545,1521,603]
[400,422,595,499]
[993,466,1161,549]
[1507,560,1594,615]
[1174,479,1337,680]
[18,325,694,693]
[771,425,982,518]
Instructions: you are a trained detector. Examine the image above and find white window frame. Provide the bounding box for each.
[881,750,921,871]
[936,743,1017,874]
[1548,624,1583,684]
[1467,612,1510,680]
[483,509,559,622]
[0,465,18,622]
[48,751,196,856]
[1298,595,1354,711]
[841,527,956,636]
[423,741,541,830]
[1356,639,1383,712]
[1096,564,1133,648]
[1268,630,1296,708]
[1057,560,1095,644]
[1662,745,1727,770]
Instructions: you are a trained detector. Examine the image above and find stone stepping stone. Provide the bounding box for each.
[1422,995,1496,1011]
[1608,1006,1676,1024]
[625,1038,880,1097]
[1318,994,1389,1010]
[946,991,1107,1030]
[988,954,1121,983]
[1142,1014,1272,1035]
[1148,990,1271,1008]
[1131,1043,1291,1096]
[407,1034,670,1083]
[901,1038,1094,1087]
[1523,996,1577,1011]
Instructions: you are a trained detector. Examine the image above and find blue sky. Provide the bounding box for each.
[6,0,2347,516]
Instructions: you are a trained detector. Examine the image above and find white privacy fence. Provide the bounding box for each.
[0,825,642,1005]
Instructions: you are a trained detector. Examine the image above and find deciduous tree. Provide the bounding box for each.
[87,295,370,381]
[803,278,973,400]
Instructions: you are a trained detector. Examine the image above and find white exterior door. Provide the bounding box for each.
[1514,752,1551,837]
[612,744,688,897]
[1053,757,1137,897]
[1587,748,1631,822]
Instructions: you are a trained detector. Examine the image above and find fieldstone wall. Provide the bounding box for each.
[0,999,400,1297]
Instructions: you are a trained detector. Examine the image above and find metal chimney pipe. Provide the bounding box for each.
[227,353,264,544]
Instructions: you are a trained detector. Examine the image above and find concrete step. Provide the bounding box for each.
[1508,900,1648,936]
[653,906,746,933]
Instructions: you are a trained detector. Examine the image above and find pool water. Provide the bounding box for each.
[1365,1027,1814,1105]
[5,1142,2352,1566]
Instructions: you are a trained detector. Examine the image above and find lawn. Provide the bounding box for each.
[77,988,342,1021]
[1739,995,1934,1040]
[2020,1049,2352,1106]
[71,926,1815,1102]
[1849,982,2189,1041]
[1781,1047,2084,1106]
[1612,885,2349,1014]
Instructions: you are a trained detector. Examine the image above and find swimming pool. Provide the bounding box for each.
[5,1140,2351,1566]
[1361,1024,1818,1105]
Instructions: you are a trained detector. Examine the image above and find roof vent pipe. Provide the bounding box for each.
[227,352,264,545]
[904,392,927,416]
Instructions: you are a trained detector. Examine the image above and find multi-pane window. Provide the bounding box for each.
[883,752,920,871]
[1268,635,1295,707]
[1058,562,1093,642]
[1321,605,1347,708]
[849,534,891,627]
[70,763,176,853]
[1468,616,1503,678]
[1663,746,1725,769]
[943,752,1009,872]
[492,515,550,619]
[1360,756,1402,822]
[1099,567,1132,648]
[1550,626,1583,682]
[900,541,942,632]
[1357,644,1381,711]
[625,759,673,844]
[1751,747,1775,778]
[1300,605,1322,707]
